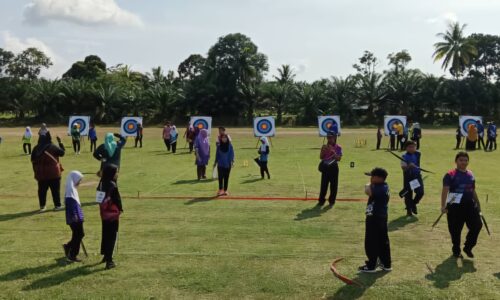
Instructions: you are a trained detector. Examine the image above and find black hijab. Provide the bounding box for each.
[101,164,118,192]
[32,134,53,159]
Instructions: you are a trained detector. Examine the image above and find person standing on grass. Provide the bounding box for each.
[395,122,404,151]
[98,164,123,270]
[376,127,382,150]
[401,141,424,216]
[455,126,462,150]
[135,123,143,148]
[390,125,397,151]
[93,133,126,176]
[214,134,234,196]
[476,120,486,150]
[184,124,196,153]
[466,123,477,151]
[31,134,65,212]
[486,121,497,151]
[71,124,81,155]
[216,127,232,145]
[359,167,392,273]
[63,171,85,262]
[257,137,270,179]
[162,121,172,151]
[317,131,342,208]
[89,123,98,153]
[441,152,482,258]
[22,126,32,155]
[170,125,178,154]
[194,129,210,180]
[411,122,422,150]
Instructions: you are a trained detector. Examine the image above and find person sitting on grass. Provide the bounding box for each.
[359,167,392,273]
[93,133,126,176]
[98,164,123,270]
[257,137,270,179]
[63,171,85,262]
[214,134,234,196]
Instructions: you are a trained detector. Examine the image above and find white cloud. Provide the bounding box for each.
[1,31,66,78]
[23,0,143,27]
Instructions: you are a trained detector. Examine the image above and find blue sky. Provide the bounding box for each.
[1,0,499,81]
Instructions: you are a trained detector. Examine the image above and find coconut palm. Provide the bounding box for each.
[433,22,478,77]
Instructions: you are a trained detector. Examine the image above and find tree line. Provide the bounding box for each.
[1,22,500,126]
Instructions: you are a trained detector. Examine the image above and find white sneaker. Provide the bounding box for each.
[39,207,46,213]
[53,206,64,211]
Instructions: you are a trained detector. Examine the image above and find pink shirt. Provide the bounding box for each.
[163,126,171,139]
[320,144,342,161]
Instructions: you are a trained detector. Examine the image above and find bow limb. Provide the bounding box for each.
[330,258,363,287]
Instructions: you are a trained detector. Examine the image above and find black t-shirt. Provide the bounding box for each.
[366,183,390,217]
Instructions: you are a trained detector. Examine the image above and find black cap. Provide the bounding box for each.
[364,167,388,179]
[327,130,337,137]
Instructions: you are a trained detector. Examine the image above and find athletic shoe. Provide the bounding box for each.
[67,256,82,263]
[53,206,64,211]
[105,261,116,270]
[453,252,463,259]
[223,191,229,196]
[412,205,418,215]
[39,206,46,213]
[358,265,378,273]
[62,244,70,258]
[406,211,413,217]
[378,263,392,271]
[463,248,474,258]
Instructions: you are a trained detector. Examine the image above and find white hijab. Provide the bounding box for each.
[260,137,268,152]
[65,171,83,204]
[24,127,32,138]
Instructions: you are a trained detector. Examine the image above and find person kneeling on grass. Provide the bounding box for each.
[214,134,234,196]
[98,164,123,270]
[63,171,85,262]
[359,167,392,273]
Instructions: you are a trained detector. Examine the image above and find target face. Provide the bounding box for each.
[459,116,482,136]
[254,117,275,137]
[384,115,407,136]
[190,117,212,135]
[318,116,341,136]
[68,116,90,136]
[120,117,143,137]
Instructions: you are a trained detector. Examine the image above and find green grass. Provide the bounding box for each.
[0,127,499,299]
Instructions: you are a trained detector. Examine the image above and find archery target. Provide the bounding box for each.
[68,116,90,136]
[120,117,143,137]
[318,116,341,137]
[459,116,483,137]
[384,115,407,136]
[254,117,275,137]
[190,116,212,135]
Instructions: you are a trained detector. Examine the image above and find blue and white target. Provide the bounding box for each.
[254,117,276,137]
[459,116,483,136]
[193,119,209,130]
[384,115,407,136]
[321,118,339,134]
[71,118,87,134]
[68,116,90,136]
[123,119,138,135]
[257,119,273,135]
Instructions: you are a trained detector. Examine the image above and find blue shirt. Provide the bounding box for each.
[443,169,475,204]
[367,183,389,217]
[402,151,421,177]
[259,145,270,162]
[488,125,497,138]
[477,123,484,137]
[89,128,97,140]
[215,144,234,168]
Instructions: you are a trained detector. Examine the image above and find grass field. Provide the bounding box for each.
[0,126,499,299]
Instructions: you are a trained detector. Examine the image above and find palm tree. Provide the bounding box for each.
[433,22,478,78]
[269,65,297,124]
[355,72,386,123]
[385,69,424,115]
[328,76,357,124]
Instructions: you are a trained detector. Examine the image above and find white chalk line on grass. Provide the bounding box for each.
[292,146,308,196]
[141,167,194,196]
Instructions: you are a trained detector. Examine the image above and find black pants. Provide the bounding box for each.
[90,139,97,152]
[164,139,171,151]
[260,161,270,179]
[23,143,31,154]
[477,136,486,150]
[486,137,497,151]
[218,167,231,191]
[37,178,61,208]
[397,135,404,150]
[390,135,396,150]
[413,138,420,150]
[376,137,381,150]
[447,203,482,255]
[365,216,391,269]
[72,140,80,153]
[189,142,194,153]
[67,222,84,258]
[465,139,476,151]
[403,175,424,212]
[318,163,339,205]
[135,135,143,148]
[101,220,119,262]
[455,136,462,149]
[171,141,177,153]
[197,165,207,180]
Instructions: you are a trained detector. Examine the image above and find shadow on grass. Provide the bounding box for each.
[425,256,476,289]
[173,179,214,185]
[241,178,264,184]
[184,196,217,205]
[23,262,102,290]
[0,257,67,282]
[81,201,98,208]
[0,210,40,222]
[494,272,500,279]
[388,215,419,232]
[294,205,332,221]
[328,271,388,299]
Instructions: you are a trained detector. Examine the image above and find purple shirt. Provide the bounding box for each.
[443,169,475,203]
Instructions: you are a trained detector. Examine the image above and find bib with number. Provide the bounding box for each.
[409,179,421,191]
[446,193,463,205]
